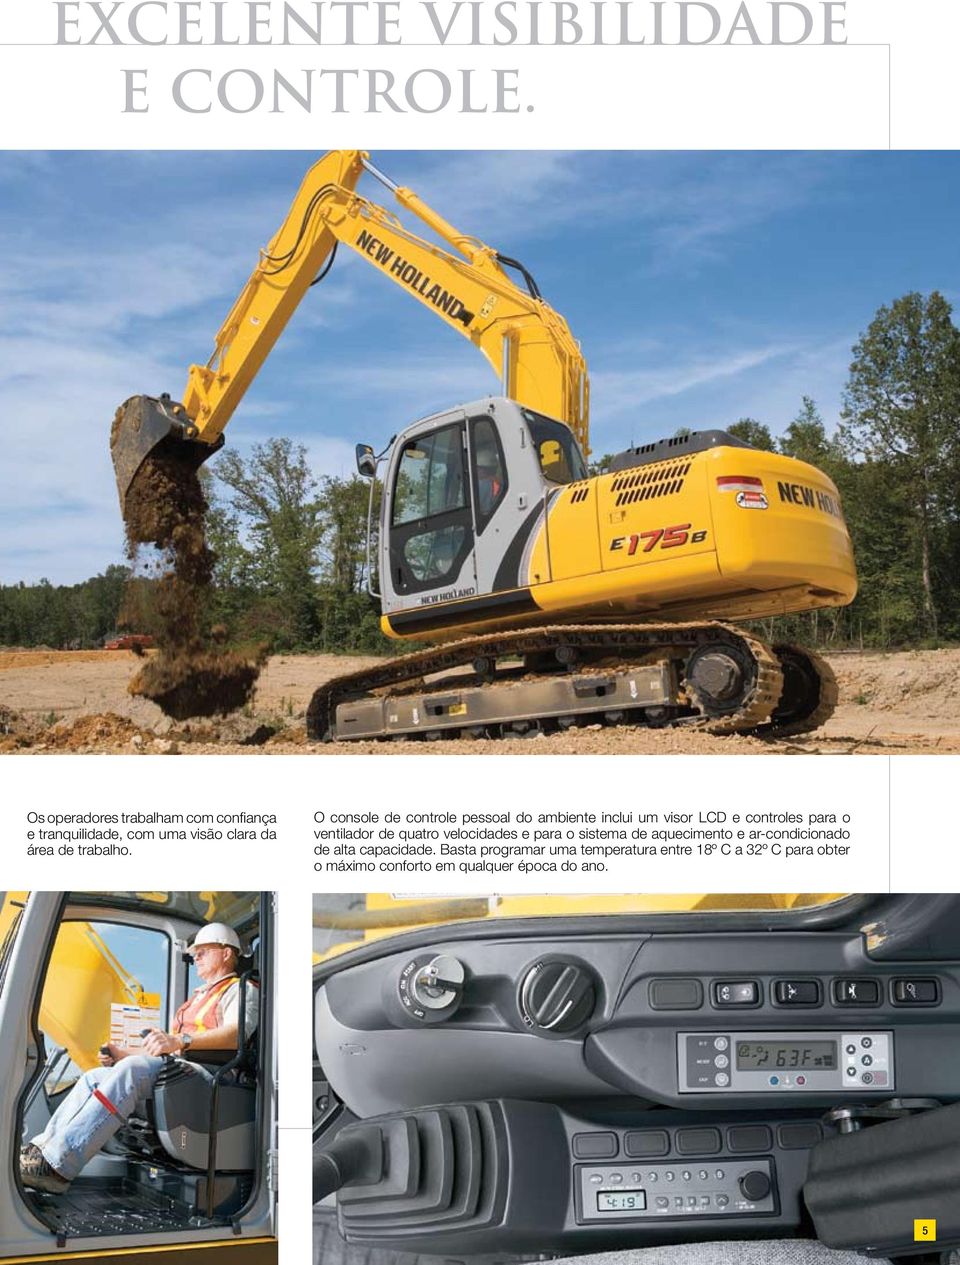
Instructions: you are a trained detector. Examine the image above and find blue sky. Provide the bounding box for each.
[2,149,959,584]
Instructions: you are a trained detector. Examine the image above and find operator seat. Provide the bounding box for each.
[151,964,260,1172]
[553,1245,889,1265]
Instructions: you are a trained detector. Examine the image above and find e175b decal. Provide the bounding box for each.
[609,524,708,555]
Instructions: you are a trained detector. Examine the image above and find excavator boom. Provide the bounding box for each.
[110,150,588,509]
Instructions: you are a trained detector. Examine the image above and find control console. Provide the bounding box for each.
[576,1158,776,1223]
[678,1031,893,1093]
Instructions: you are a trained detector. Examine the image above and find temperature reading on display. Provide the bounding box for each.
[597,1191,647,1213]
[736,1041,837,1071]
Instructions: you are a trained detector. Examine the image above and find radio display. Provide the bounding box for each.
[736,1040,837,1071]
[597,1190,647,1212]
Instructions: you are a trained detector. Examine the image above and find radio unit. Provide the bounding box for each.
[678,1031,893,1094]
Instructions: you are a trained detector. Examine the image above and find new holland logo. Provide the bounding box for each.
[717,475,768,510]
[736,490,768,510]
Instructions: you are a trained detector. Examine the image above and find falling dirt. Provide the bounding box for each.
[115,406,265,720]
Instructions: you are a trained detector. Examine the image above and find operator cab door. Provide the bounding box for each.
[384,412,478,612]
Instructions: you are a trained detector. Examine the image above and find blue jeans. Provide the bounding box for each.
[31,1056,172,1181]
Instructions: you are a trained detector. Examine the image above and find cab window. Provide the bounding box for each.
[392,424,466,525]
[37,921,168,1096]
[523,409,587,485]
[471,416,507,528]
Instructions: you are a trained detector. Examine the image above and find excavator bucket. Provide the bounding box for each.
[110,394,223,514]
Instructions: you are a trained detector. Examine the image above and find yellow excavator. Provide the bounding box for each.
[110,149,857,742]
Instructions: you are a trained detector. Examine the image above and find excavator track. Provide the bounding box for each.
[763,642,839,737]
[305,621,820,743]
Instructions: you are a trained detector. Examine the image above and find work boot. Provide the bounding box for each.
[19,1144,71,1194]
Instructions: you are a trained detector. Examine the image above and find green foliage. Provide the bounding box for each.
[728,417,777,451]
[0,565,130,648]
[206,441,388,654]
[840,290,960,639]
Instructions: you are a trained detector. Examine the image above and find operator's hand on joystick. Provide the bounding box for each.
[98,1042,128,1066]
[142,1028,182,1057]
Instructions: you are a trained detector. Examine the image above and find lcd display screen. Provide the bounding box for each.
[736,1041,837,1070]
[597,1190,647,1212]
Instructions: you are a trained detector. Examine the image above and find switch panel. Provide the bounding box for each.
[576,1158,776,1222]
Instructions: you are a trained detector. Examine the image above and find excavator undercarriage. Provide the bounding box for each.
[306,623,837,743]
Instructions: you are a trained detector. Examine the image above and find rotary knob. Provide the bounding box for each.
[739,1170,771,1202]
[519,957,597,1035]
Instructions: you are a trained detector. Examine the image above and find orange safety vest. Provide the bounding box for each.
[173,974,238,1034]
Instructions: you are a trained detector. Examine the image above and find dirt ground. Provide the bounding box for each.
[0,646,958,755]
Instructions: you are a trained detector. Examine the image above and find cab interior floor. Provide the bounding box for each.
[27,1176,199,1237]
[314,1207,538,1265]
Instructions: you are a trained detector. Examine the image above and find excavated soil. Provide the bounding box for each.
[44,713,155,752]
[116,412,265,719]
[0,647,958,754]
[0,702,39,751]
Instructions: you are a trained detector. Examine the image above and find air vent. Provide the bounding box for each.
[609,428,752,474]
[568,482,591,505]
[611,460,691,506]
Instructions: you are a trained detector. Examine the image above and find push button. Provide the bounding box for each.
[573,1132,618,1159]
[774,979,821,1006]
[892,978,940,1006]
[650,978,703,1010]
[833,978,880,1006]
[712,980,760,1007]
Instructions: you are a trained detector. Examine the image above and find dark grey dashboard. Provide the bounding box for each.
[316,929,960,1117]
[315,916,960,1256]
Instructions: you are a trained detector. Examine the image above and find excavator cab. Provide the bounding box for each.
[0,891,277,1262]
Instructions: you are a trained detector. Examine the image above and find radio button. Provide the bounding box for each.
[715,1072,730,1087]
[656,1196,669,1210]
[714,1036,729,1052]
[717,1194,730,1208]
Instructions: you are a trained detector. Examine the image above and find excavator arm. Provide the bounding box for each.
[111,150,588,508]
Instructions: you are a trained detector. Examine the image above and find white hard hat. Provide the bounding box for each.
[189,922,241,954]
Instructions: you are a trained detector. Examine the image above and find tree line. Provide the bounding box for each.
[2,290,959,654]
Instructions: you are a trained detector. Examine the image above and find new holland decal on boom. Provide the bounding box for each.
[110,150,858,742]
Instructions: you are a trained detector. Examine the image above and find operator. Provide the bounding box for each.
[20,922,257,1195]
